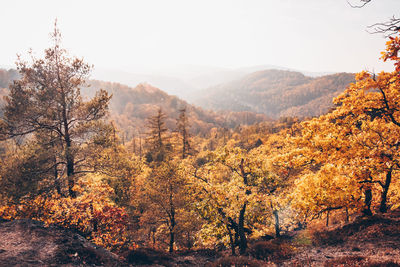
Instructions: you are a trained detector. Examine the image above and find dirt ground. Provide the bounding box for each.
[280,210,400,266]
[0,219,124,266]
[1,210,400,266]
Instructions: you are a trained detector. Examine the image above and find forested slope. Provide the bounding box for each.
[0,70,270,137]
[193,70,355,118]
[86,80,270,138]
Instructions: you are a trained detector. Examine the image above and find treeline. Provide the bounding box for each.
[0,28,400,257]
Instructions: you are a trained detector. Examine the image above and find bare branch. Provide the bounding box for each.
[347,0,371,8]
[367,16,400,37]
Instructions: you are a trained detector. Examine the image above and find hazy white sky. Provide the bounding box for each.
[1,0,399,73]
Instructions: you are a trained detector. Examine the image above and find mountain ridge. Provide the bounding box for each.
[191,69,355,118]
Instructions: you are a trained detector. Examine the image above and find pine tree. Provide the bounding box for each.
[176,107,191,159]
[1,23,111,197]
[146,108,168,162]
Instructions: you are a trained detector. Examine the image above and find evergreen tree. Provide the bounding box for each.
[176,106,191,159]
[1,23,111,197]
[145,107,168,162]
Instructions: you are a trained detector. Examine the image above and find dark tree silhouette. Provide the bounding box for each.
[348,0,400,36]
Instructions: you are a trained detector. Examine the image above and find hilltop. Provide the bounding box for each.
[191,69,355,118]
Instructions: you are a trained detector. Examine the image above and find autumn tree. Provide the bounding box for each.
[0,173,130,252]
[176,106,192,159]
[135,159,189,252]
[0,140,55,202]
[327,35,400,213]
[187,144,278,255]
[289,34,400,220]
[145,108,169,162]
[0,24,111,197]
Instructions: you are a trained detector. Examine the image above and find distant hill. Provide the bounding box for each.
[0,69,18,116]
[191,69,355,118]
[0,68,269,138]
[92,65,334,99]
[92,68,197,98]
[0,67,354,133]
[86,81,269,138]
[0,69,18,89]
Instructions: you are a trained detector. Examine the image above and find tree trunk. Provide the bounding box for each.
[238,204,247,255]
[54,155,61,195]
[363,188,372,216]
[152,228,156,248]
[227,225,236,255]
[90,202,98,232]
[62,95,75,198]
[151,227,156,248]
[169,188,175,253]
[379,170,392,213]
[326,210,330,227]
[66,145,75,198]
[169,230,174,253]
[273,209,281,237]
[186,231,192,250]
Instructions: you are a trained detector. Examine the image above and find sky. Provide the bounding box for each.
[1,0,399,74]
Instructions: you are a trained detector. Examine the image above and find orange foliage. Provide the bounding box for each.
[0,175,132,252]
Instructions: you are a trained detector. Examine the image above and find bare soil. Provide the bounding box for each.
[1,210,400,266]
[0,219,125,266]
[281,209,400,266]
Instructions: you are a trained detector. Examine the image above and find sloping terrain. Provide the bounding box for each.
[283,210,400,266]
[0,219,219,267]
[0,68,270,137]
[85,81,269,137]
[192,69,355,118]
[1,206,400,266]
[0,67,355,134]
[0,219,125,266]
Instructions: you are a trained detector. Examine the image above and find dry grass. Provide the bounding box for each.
[248,240,294,262]
[323,256,400,267]
[281,209,400,266]
[211,255,270,267]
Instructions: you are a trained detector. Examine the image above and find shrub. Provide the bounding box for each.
[323,256,365,267]
[248,240,294,262]
[126,248,173,265]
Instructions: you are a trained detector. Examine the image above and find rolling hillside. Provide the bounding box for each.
[0,68,356,136]
[191,69,355,118]
[86,81,269,138]
[0,68,269,138]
